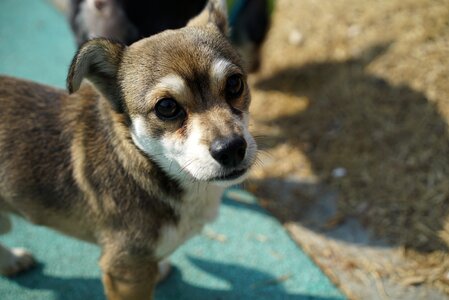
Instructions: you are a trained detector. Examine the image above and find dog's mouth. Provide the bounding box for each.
[211,168,248,181]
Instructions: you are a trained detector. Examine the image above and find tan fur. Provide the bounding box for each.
[0,1,255,299]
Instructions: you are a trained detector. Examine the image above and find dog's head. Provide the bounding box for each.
[68,0,257,187]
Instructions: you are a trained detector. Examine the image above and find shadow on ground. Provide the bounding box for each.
[10,263,104,300]
[250,43,449,253]
[9,257,338,300]
[157,256,341,300]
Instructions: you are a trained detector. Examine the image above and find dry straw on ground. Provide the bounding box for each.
[248,0,449,295]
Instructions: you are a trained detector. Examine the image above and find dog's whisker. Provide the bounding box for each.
[179,159,197,175]
[168,160,174,173]
[255,149,273,159]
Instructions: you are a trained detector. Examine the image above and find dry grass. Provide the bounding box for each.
[248,0,449,294]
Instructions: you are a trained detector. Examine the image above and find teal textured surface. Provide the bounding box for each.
[0,190,344,300]
[0,0,76,87]
[0,1,345,299]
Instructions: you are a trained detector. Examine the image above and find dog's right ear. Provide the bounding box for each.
[187,0,228,35]
[67,38,126,112]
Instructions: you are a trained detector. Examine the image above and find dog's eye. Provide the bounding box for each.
[225,74,244,99]
[155,98,184,120]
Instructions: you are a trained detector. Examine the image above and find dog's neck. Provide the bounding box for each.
[65,83,180,221]
[100,89,183,195]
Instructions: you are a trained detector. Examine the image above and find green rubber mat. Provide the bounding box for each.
[0,1,345,299]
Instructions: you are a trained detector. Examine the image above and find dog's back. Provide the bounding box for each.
[0,77,91,237]
[0,77,71,209]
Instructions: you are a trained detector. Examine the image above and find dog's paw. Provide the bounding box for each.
[156,260,172,283]
[0,247,36,276]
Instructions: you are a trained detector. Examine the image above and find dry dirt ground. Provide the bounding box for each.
[246,0,449,298]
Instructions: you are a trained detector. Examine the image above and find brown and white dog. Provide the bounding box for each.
[0,1,257,299]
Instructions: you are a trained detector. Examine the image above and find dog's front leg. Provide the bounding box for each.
[102,269,157,300]
[100,248,158,300]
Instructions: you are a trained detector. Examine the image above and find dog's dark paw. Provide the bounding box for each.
[0,247,36,277]
[156,260,172,283]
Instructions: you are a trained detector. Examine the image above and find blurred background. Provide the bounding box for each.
[1,0,449,299]
[247,0,449,298]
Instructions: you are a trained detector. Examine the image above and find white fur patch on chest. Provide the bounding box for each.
[155,183,225,259]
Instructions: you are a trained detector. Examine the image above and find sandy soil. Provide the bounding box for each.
[247,0,449,296]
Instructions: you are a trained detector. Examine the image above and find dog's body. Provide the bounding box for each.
[0,2,256,299]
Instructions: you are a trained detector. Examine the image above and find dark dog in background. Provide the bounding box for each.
[68,0,271,71]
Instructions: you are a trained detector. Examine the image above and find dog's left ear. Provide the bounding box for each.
[187,0,228,35]
[67,38,126,112]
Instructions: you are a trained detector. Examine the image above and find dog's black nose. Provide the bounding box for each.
[210,136,247,168]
